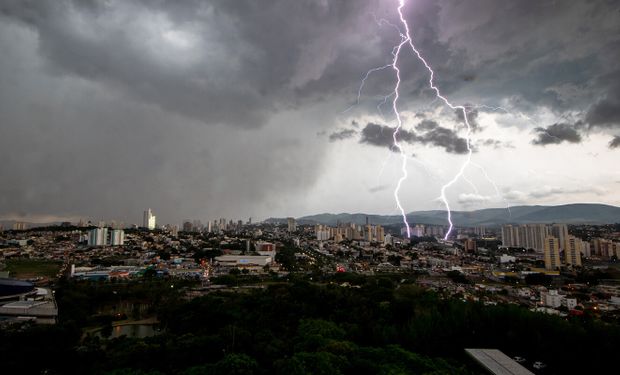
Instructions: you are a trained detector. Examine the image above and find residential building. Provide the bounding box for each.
[544,236,561,270]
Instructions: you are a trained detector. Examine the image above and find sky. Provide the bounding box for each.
[0,0,619,226]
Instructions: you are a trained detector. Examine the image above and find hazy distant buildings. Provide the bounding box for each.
[143,209,156,230]
[591,238,620,258]
[13,222,27,230]
[287,217,297,232]
[183,221,193,232]
[315,224,330,241]
[501,224,555,252]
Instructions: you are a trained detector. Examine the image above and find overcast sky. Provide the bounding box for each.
[1,0,619,225]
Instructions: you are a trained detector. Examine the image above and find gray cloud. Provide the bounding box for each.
[329,129,357,142]
[417,123,470,154]
[359,122,416,150]
[368,184,390,193]
[528,186,605,199]
[0,0,388,129]
[455,107,480,131]
[532,123,582,145]
[610,136,620,149]
[415,120,439,132]
[360,120,469,154]
[457,193,489,207]
[585,72,620,129]
[0,0,618,222]
[479,139,512,149]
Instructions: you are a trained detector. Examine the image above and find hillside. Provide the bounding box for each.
[266,203,620,227]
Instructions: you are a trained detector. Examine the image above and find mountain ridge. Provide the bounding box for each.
[266,203,620,226]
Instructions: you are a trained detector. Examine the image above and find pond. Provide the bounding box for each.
[99,324,161,339]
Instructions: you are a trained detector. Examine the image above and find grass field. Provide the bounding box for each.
[4,259,62,279]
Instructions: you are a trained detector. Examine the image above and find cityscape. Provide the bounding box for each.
[2,206,620,373]
[1,0,620,374]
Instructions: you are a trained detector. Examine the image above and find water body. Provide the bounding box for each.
[107,324,160,339]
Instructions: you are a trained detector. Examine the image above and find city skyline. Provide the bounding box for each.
[1,1,619,225]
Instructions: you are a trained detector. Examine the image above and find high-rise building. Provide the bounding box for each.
[88,228,108,247]
[366,224,373,242]
[287,217,297,232]
[13,222,27,231]
[183,221,193,232]
[501,224,549,252]
[544,236,561,270]
[143,209,156,230]
[412,225,425,237]
[501,225,515,247]
[564,235,582,267]
[315,224,330,241]
[464,239,477,253]
[551,224,568,249]
[581,240,591,257]
[376,225,385,243]
[109,229,125,246]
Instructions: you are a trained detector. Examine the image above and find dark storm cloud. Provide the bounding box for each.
[0,0,619,222]
[609,136,620,149]
[415,120,469,154]
[0,0,387,128]
[360,122,416,150]
[415,119,438,132]
[329,129,357,142]
[360,120,469,154]
[532,123,582,146]
[417,123,469,154]
[585,72,620,129]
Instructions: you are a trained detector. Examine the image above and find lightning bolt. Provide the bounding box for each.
[347,1,480,240]
[393,0,472,240]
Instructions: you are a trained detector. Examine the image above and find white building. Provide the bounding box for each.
[215,255,273,270]
[541,289,563,308]
[499,254,516,264]
[88,228,108,247]
[109,229,125,246]
[143,208,156,230]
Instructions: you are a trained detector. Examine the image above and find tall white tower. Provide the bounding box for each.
[143,208,156,230]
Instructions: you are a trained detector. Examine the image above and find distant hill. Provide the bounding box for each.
[266,203,620,227]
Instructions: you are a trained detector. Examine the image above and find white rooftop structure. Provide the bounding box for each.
[465,349,534,375]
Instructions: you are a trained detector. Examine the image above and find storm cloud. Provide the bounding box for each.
[329,129,357,142]
[532,123,582,146]
[359,120,469,154]
[359,122,416,150]
[0,0,618,222]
